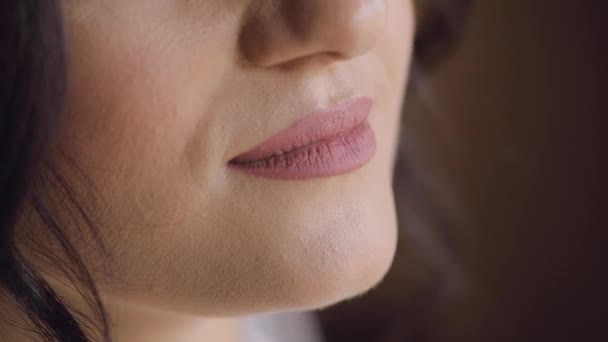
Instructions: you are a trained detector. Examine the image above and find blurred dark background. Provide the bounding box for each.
[319,1,606,341]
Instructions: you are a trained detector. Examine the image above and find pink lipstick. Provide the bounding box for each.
[228,97,376,180]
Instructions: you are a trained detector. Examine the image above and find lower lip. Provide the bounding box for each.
[228,100,377,180]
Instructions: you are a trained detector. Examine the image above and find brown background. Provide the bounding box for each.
[320,1,606,341]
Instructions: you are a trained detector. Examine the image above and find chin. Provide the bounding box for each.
[217,170,400,314]
[258,201,399,313]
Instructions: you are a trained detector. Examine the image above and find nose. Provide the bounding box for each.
[240,0,388,68]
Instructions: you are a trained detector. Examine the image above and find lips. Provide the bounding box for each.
[228,97,376,180]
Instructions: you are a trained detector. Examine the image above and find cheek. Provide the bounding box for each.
[377,0,414,88]
[383,0,415,95]
[56,5,252,301]
[368,0,415,177]
[59,10,237,216]
[63,32,217,161]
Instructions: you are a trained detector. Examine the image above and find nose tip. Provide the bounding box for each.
[321,1,388,59]
[240,0,388,68]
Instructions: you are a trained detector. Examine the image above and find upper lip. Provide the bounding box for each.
[230,96,374,164]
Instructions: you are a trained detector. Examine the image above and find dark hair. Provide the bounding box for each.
[0,1,108,341]
[0,1,469,341]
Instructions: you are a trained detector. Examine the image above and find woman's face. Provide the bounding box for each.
[57,0,414,315]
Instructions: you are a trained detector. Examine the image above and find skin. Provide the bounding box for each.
[10,0,415,341]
